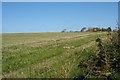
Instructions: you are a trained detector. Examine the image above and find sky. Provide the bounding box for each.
[2,0,120,2]
[2,2,118,33]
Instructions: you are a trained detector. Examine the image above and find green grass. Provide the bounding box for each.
[2,32,107,78]
[69,47,95,78]
[2,32,105,46]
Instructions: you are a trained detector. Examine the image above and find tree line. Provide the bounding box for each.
[61,27,113,32]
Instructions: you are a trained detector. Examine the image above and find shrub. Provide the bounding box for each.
[78,29,120,79]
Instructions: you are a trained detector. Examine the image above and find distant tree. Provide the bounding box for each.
[101,28,107,32]
[92,27,100,32]
[69,31,73,32]
[74,31,79,32]
[101,28,105,31]
[107,27,112,32]
[81,27,86,32]
[86,27,93,32]
[61,29,67,32]
[87,27,101,32]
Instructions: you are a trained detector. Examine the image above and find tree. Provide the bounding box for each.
[101,28,106,31]
[61,29,66,32]
[81,27,86,32]
[107,27,112,32]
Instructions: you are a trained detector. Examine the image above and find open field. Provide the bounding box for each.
[2,32,107,78]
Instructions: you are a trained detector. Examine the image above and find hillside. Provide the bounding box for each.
[2,32,107,78]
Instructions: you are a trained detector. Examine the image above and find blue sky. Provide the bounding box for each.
[2,2,118,33]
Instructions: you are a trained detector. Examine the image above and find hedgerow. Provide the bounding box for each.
[78,29,120,79]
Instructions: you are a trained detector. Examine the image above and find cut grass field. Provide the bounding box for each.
[2,32,107,78]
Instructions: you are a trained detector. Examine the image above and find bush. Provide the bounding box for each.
[78,29,120,79]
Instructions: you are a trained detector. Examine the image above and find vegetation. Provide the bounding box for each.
[2,32,107,78]
[86,27,112,32]
[81,27,86,32]
[78,28,120,79]
[2,28,120,79]
[66,27,112,32]
[61,29,67,32]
